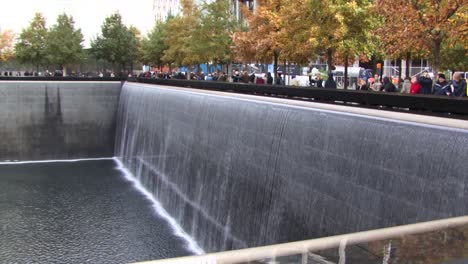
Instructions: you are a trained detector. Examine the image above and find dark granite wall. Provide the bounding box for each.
[115,83,468,253]
[0,81,121,161]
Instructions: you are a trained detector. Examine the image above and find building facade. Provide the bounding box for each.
[153,0,256,22]
[153,0,181,22]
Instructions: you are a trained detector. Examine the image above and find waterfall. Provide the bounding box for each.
[114,82,468,253]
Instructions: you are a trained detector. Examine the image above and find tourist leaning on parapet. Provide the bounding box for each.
[418,70,433,94]
[432,73,449,96]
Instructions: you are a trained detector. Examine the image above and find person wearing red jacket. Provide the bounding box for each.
[410,76,421,94]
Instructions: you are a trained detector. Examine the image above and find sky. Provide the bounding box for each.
[0,0,155,48]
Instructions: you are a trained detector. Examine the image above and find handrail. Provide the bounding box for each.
[136,216,468,264]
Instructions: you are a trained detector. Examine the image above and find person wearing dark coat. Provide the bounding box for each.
[381,77,397,92]
[418,70,433,94]
[266,72,273,85]
[432,73,448,95]
[316,73,323,88]
[442,72,467,97]
[324,73,337,89]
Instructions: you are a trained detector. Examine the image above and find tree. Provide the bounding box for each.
[334,0,376,88]
[46,13,84,76]
[196,0,240,70]
[14,13,48,72]
[440,43,467,72]
[276,1,316,65]
[140,20,169,69]
[308,0,343,73]
[411,0,467,76]
[163,0,202,78]
[0,29,14,62]
[232,0,287,82]
[309,0,376,83]
[91,13,139,73]
[374,0,467,78]
[125,26,141,73]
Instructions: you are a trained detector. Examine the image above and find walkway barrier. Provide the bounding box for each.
[131,78,468,119]
[137,216,468,264]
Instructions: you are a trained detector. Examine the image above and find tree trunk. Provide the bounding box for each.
[273,52,279,85]
[283,60,286,85]
[344,54,349,89]
[186,65,192,80]
[405,52,411,78]
[326,48,334,73]
[432,39,441,79]
[397,57,402,89]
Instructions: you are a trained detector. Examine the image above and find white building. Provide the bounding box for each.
[153,0,256,22]
[153,0,181,22]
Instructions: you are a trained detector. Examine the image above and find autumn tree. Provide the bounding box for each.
[45,13,84,76]
[232,0,287,82]
[374,0,425,79]
[276,1,316,70]
[0,29,14,62]
[376,0,467,76]
[14,13,48,72]
[410,0,467,76]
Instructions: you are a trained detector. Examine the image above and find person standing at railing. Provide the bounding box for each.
[324,73,337,89]
[432,74,448,95]
[356,78,368,91]
[266,72,273,85]
[401,77,411,93]
[442,72,467,97]
[315,73,323,88]
[381,77,397,92]
[410,76,421,94]
[418,70,433,94]
[370,74,382,91]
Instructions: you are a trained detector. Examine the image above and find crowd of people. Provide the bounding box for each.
[346,70,467,97]
[4,66,465,97]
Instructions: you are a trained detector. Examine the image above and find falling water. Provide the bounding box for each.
[115,82,468,253]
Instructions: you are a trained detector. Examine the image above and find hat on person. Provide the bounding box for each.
[438,73,446,79]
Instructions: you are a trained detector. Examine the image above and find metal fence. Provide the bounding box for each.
[136,216,468,264]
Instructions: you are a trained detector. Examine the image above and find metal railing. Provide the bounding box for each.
[137,216,468,264]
